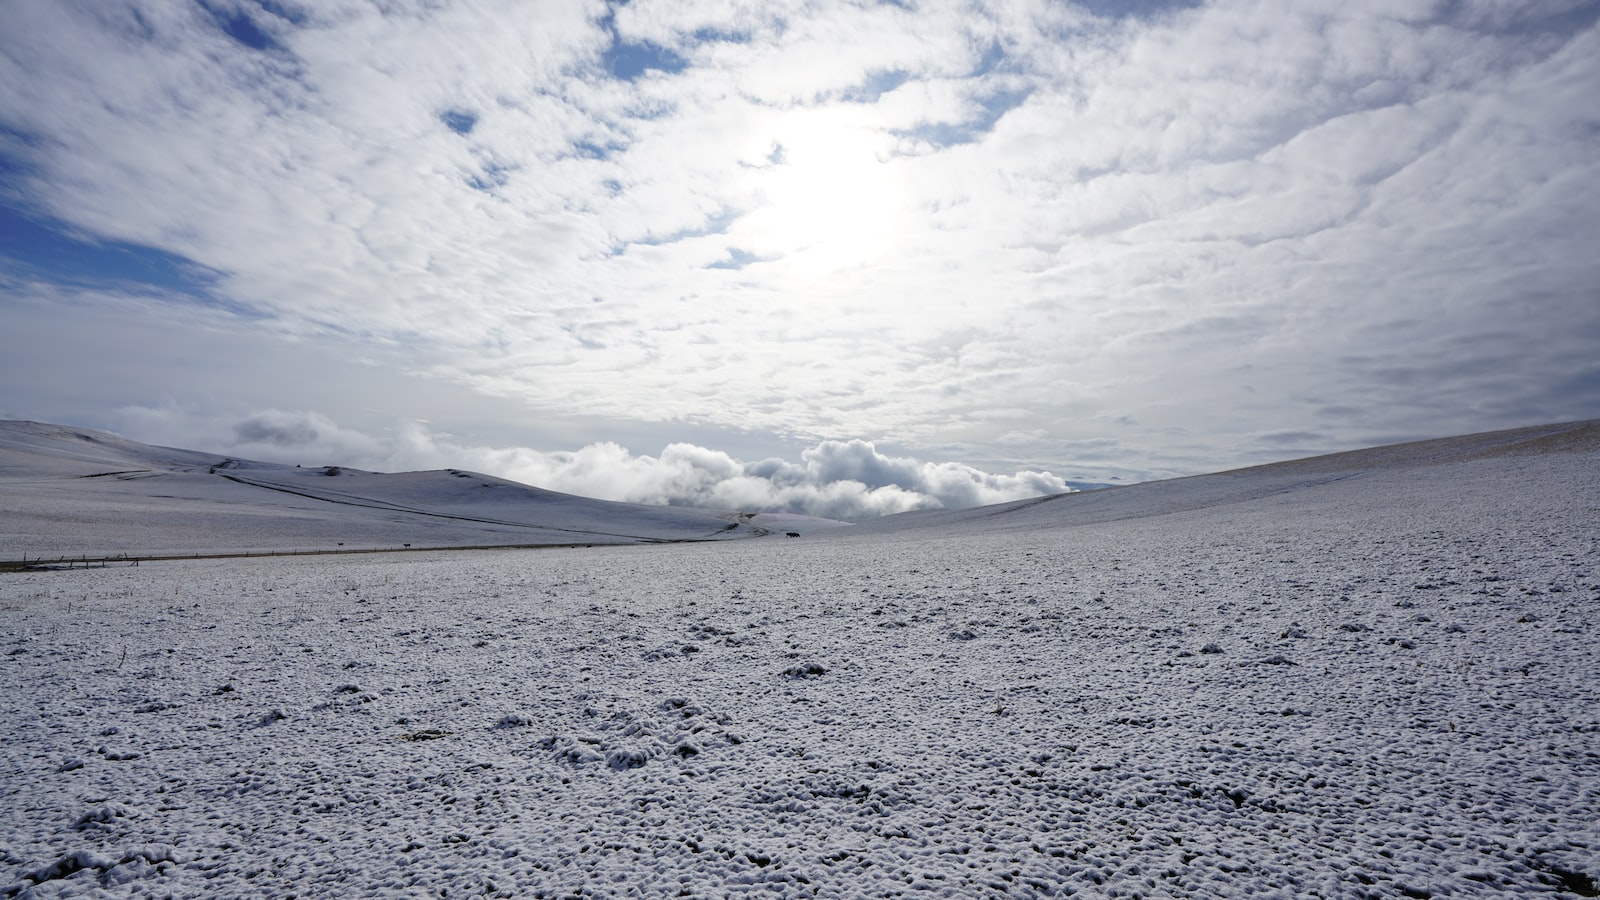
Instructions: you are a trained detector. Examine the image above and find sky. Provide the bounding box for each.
[2,0,1598,517]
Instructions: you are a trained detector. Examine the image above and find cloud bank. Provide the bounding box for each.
[120,407,1072,520]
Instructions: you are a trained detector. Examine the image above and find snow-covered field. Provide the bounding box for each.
[4,422,1599,897]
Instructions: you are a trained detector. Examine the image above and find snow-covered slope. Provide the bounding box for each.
[0,421,847,558]
[850,419,1600,539]
[2,420,1598,897]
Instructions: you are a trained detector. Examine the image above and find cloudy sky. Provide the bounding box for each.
[2,0,1597,516]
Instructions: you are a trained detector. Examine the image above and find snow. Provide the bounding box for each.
[3,420,1600,897]
[0,421,850,559]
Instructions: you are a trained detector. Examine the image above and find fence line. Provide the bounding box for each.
[0,538,703,573]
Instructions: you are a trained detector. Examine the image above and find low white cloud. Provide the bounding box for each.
[389,423,1077,519]
[231,410,388,461]
[110,407,1072,520]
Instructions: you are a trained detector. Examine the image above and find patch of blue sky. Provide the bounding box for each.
[628,207,741,248]
[616,96,678,122]
[1455,1,1600,36]
[598,4,757,81]
[466,160,517,193]
[840,70,910,103]
[0,204,239,306]
[705,248,763,270]
[595,7,681,84]
[1072,0,1203,20]
[567,139,631,162]
[971,41,1007,77]
[603,39,687,81]
[441,110,479,136]
[0,127,37,179]
[896,87,1032,149]
[196,0,288,53]
[689,26,756,44]
[254,0,309,27]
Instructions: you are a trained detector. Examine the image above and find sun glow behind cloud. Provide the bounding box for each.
[1,0,1598,490]
[734,108,910,272]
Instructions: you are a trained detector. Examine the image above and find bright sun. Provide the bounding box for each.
[736,110,906,271]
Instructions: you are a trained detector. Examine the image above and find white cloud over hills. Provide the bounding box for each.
[119,407,1072,520]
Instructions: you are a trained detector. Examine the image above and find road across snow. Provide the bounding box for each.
[2,422,1598,897]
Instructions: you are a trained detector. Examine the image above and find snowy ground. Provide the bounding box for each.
[3,423,1599,897]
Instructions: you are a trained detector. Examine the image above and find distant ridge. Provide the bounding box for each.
[1209,419,1600,478]
[4,418,1594,559]
[0,420,848,558]
[849,419,1600,537]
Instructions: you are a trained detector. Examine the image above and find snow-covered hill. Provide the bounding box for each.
[2,419,1598,897]
[851,419,1600,539]
[0,421,848,558]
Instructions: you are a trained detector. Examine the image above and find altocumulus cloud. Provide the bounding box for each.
[6,1,1597,479]
[131,409,1071,520]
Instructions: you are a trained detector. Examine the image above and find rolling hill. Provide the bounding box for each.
[0,420,846,559]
